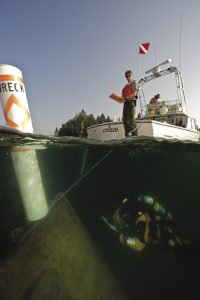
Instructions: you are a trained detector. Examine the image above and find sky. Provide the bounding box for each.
[0,0,200,135]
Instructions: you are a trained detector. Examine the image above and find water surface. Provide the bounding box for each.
[0,131,200,299]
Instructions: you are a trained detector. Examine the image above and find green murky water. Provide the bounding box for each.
[1,130,200,299]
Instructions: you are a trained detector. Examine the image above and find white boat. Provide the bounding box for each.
[87,59,200,142]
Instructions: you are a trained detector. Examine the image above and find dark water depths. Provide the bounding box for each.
[1,132,200,299]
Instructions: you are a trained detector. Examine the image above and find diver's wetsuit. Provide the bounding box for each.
[112,198,188,255]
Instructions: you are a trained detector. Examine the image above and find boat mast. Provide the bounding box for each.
[137,58,188,116]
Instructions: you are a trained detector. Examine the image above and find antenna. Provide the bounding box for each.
[155,46,158,65]
[179,14,182,71]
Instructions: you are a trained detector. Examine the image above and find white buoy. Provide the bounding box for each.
[0,64,33,133]
[11,147,49,221]
[0,64,48,221]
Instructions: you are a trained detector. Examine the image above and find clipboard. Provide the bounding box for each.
[109,93,125,104]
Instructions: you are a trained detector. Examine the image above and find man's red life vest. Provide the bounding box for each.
[122,84,132,97]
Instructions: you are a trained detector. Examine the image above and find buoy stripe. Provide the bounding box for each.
[0,75,24,83]
[10,148,32,152]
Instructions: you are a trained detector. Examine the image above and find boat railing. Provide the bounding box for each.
[146,99,186,116]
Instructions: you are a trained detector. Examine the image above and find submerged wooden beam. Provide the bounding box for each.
[0,193,126,300]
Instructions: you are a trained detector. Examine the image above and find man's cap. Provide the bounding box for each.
[125,70,133,76]
[155,94,160,98]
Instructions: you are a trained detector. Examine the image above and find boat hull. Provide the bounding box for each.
[87,122,125,141]
[87,121,200,142]
[137,120,200,141]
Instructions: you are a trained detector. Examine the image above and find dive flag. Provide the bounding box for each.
[139,43,150,54]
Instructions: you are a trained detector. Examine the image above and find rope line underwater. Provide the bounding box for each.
[49,149,114,209]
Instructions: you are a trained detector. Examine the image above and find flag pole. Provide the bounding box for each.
[138,51,141,80]
[155,45,158,65]
[138,42,150,117]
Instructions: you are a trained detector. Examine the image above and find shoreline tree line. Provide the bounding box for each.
[54,109,113,137]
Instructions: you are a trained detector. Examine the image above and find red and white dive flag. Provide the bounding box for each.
[139,43,150,54]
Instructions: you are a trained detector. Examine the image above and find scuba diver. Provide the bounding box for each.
[102,195,190,255]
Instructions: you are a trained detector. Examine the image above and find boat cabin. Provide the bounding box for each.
[143,101,198,131]
[137,60,199,132]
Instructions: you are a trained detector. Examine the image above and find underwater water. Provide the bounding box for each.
[0,131,200,300]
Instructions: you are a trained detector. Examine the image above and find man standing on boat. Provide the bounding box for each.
[122,70,138,137]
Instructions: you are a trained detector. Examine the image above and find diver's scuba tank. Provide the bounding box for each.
[137,195,173,222]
